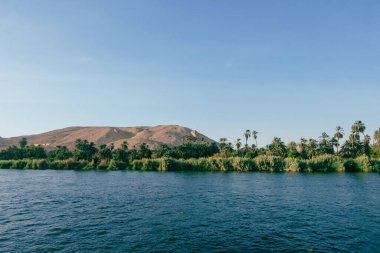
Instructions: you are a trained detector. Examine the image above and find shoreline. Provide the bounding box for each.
[1,155,379,173]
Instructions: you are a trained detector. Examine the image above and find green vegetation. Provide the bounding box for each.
[0,120,379,172]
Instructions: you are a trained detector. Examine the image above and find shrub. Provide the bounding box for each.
[108,160,128,170]
[141,159,160,171]
[0,160,13,169]
[64,159,88,170]
[284,158,309,172]
[232,158,258,172]
[255,156,285,172]
[343,159,361,172]
[49,160,66,170]
[131,160,143,170]
[10,160,28,169]
[307,155,344,172]
[355,155,371,172]
[369,159,380,172]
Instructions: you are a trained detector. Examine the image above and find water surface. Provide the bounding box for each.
[0,170,379,252]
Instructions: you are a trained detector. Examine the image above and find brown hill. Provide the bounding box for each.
[0,125,215,150]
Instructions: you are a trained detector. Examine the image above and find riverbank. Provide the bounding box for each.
[0,155,379,172]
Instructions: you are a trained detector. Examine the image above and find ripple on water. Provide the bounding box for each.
[0,171,379,252]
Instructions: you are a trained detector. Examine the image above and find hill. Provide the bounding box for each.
[0,125,215,150]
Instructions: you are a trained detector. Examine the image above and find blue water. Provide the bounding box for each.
[0,170,379,252]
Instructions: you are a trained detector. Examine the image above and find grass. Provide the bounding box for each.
[0,156,379,172]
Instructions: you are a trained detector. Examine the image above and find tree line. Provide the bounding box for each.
[0,120,379,163]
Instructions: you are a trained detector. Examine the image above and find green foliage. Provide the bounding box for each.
[355,155,371,172]
[98,145,113,161]
[0,159,88,170]
[307,155,344,172]
[369,159,380,172]
[138,143,152,159]
[0,160,13,169]
[131,159,159,171]
[267,138,287,157]
[48,146,72,160]
[255,156,285,172]
[0,145,47,160]
[343,159,361,172]
[73,139,97,161]
[169,142,219,159]
[0,156,379,172]
[285,158,308,172]
[232,158,258,172]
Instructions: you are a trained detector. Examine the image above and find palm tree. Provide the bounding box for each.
[243,130,251,149]
[363,134,371,156]
[350,121,365,155]
[352,120,366,138]
[318,132,334,155]
[374,128,380,156]
[252,130,258,148]
[334,126,344,154]
[319,132,330,145]
[268,137,286,157]
[219,138,229,158]
[306,139,318,158]
[235,138,242,151]
[374,128,380,144]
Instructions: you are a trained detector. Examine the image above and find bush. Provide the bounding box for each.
[284,158,309,172]
[307,155,344,172]
[232,158,258,172]
[369,159,380,172]
[10,160,28,169]
[0,160,13,169]
[108,160,128,170]
[343,159,361,172]
[255,156,285,172]
[355,155,371,172]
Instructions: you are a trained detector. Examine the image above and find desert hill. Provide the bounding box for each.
[0,125,215,150]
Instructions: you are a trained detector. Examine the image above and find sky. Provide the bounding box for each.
[0,0,379,146]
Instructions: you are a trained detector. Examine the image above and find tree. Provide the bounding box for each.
[363,134,371,157]
[318,132,334,155]
[243,130,251,149]
[286,141,299,158]
[235,138,242,151]
[342,121,367,158]
[334,126,344,154]
[98,144,113,161]
[138,143,152,159]
[352,120,366,138]
[219,138,231,157]
[48,146,72,160]
[268,137,287,157]
[252,130,258,149]
[73,139,97,161]
[111,141,130,162]
[19,137,28,148]
[306,139,318,158]
[374,128,380,157]
[153,144,172,158]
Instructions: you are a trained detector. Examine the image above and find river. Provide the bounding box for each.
[0,170,379,252]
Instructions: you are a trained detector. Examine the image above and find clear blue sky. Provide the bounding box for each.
[1,0,379,146]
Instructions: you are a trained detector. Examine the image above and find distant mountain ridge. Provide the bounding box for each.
[0,125,215,150]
